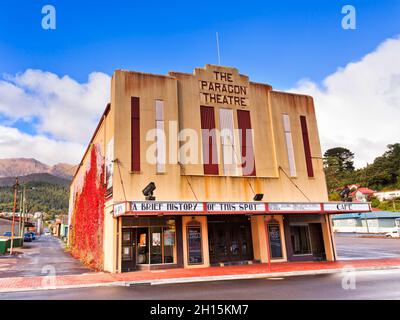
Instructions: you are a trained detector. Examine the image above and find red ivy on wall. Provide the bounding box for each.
[70,145,105,270]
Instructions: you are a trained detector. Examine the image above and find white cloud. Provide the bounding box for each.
[0,69,110,165]
[289,36,400,168]
[0,69,111,144]
[0,125,85,165]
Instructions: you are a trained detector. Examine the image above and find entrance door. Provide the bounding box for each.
[309,223,326,260]
[208,216,253,264]
[121,228,136,272]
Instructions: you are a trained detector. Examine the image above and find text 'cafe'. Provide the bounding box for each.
[68,64,372,273]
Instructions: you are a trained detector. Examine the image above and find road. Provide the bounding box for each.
[2,268,400,300]
[0,235,92,278]
[335,233,400,260]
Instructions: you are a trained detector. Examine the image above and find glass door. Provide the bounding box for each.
[121,228,136,272]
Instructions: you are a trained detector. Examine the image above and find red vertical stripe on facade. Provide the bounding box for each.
[237,110,256,176]
[300,115,314,177]
[131,97,140,172]
[200,106,219,175]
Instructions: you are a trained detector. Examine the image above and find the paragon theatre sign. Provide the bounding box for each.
[199,70,249,107]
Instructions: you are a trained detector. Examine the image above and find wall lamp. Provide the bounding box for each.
[142,182,156,201]
[253,193,264,201]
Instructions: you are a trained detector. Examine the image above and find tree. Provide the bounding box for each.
[324,147,355,172]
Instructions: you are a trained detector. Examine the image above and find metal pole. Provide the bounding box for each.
[21,187,26,236]
[365,215,370,234]
[9,178,19,255]
[216,32,221,65]
[18,190,23,236]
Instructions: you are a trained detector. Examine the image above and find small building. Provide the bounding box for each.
[350,187,376,202]
[68,64,371,272]
[332,211,400,233]
[374,190,400,201]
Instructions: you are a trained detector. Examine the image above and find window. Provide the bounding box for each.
[131,97,140,172]
[300,115,314,177]
[237,110,256,176]
[200,106,219,175]
[127,218,176,265]
[290,225,312,255]
[282,114,297,177]
[219,108,239,176]
[155,100,166,173]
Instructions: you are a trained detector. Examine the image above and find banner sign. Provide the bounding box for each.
[206,202,265,213]
[323,202,370,212]
[113,201,372,217]
[269,203,321,212]
[130,201,203,213]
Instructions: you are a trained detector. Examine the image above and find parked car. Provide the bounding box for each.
[28,232,36,240]
[385,230,400,238]
[23,232,33,242]
[44,231,51,236]
[2,232,13,237]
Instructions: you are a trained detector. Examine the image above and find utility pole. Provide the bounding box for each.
[18,189,23,236]
[21,186,26,237]
[10,177,19,255]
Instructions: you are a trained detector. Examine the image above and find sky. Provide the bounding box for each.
[0,0,399,167]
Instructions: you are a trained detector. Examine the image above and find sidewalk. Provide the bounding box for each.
[1,258,400,293]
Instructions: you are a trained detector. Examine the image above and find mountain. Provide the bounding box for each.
[0,158,76,180]
[0,173,70,187]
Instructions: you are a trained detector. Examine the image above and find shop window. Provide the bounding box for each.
[163,226,175,263]
[200,106,219,175]
[187,222,203,265]
[150,227,162,264]
[300,115,314,177]
[133,218,177,265]
[237,110,256,176]
[155,100,166,173]
[267,220,283,259]
[282,114,297,177]
[219,108,239,176]
[290,225,312,255]
[137,227,149,264]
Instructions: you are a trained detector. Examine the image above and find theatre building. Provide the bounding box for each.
[68,64,371,272]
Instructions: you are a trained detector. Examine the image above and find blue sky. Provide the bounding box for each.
[1,0,399,87]
[0,0,399,165]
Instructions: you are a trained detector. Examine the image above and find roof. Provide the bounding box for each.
[332,211,400,220]
[350,187,376,197]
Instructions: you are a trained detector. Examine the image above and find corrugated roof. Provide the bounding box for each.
[332,211,400,220]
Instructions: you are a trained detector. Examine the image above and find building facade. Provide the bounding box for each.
[332,211,400,233]
[68,65,371,272]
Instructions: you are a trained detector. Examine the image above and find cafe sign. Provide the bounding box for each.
[323,203,371,212]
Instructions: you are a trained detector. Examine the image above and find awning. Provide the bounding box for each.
[112,201,371,217]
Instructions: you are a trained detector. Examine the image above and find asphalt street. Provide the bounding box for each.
[335,233,400,260]
[0,235,92,278]
[2,268,400,300]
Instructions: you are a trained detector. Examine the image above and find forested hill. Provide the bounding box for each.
[324,143,400,208]
[0,180,69,216]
